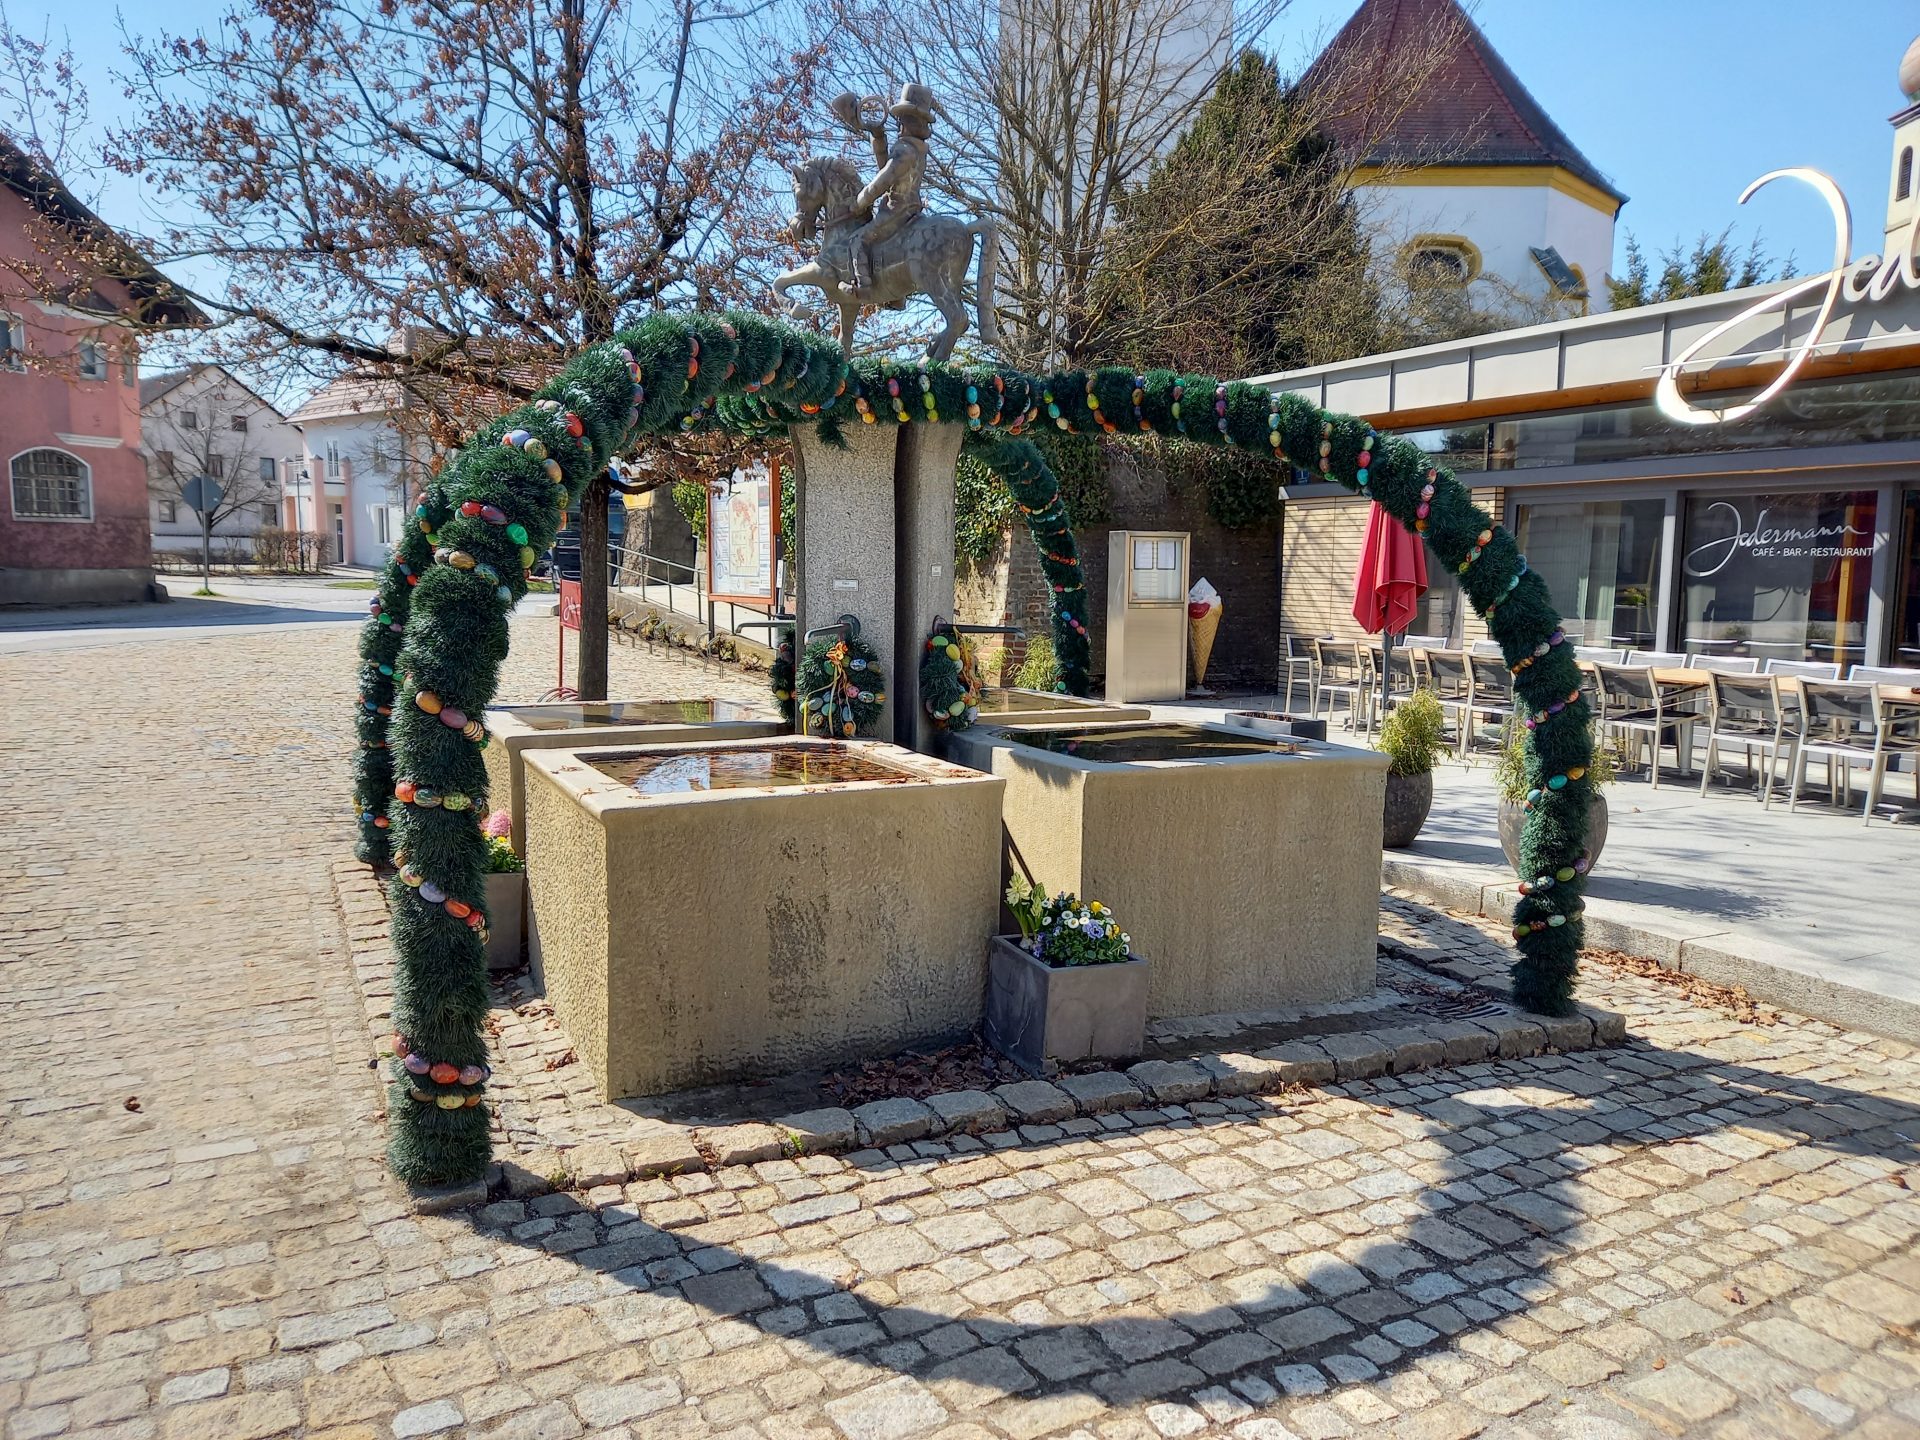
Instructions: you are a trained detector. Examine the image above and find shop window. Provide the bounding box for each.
[1510,497,1665,650]
[1894,490,1920,667]
[11,448,91,519]
[1680,490,1877,669]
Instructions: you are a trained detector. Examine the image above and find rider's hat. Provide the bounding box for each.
[889,83,936,126]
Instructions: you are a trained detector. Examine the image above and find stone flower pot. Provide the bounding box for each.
[984,935,1149,1076]
[484,870,525,972]
[1497,793,1610,877]
[1382,770,1434,849]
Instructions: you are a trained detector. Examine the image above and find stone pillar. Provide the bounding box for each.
[895,423,964,751]
[789,421,962,751]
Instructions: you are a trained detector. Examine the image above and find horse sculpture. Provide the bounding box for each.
[772,155,997,362]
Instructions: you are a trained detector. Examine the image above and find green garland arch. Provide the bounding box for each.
[348,310,1593,1186]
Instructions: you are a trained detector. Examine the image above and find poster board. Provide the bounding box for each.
[706,459,780,607]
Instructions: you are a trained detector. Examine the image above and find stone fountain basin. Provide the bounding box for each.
[483,698,784,851]
[521,736,1003,1100]
[968,688,1152,726]
[946,721,1388,1016]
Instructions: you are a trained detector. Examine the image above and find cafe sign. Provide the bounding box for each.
[1682,499,1876,578]
[1656,167,1920,426]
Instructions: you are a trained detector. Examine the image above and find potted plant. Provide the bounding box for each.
[1378,688,1447,848]
[1492,718,1614,875]
[481,810,525,972]
[985,877,1149,1075]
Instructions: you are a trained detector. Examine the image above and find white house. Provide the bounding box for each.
[141,365,300,558]
[1306,0,1627,316]
[284,374,421,569]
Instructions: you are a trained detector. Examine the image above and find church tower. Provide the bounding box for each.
[1887,35,1920,247]
[1304,0,1626,314]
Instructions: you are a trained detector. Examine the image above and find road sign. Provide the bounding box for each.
[182,475,224,514]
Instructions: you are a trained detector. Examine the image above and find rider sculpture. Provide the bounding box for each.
[772,82,996,362]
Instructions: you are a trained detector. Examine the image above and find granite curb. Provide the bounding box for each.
[1381,855,1920,1045]
[330,858,1627,1214]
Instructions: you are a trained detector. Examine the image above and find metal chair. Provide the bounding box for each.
[1469,639,1504,657]
[1764,659,1842,681]
[1847,665,1920,685]
[1574,646,1626,665]
[1626,649,1688,667]
[1278,634,1315,714]
[1310,638,1370,732]
[1378,645,1421,729]
[1465,652,1515,753]
[1790,681,1920,823]
[1698,673,1794,808]
[1424,650,1475,758]
[1687,654,1760,674]
[1398,633,1447,651]
[1592,662,1694,788]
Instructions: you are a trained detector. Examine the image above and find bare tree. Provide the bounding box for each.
[93,0,829,696]
[144,379,284,586]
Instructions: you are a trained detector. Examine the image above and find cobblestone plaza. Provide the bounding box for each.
[3,615,1918,1439]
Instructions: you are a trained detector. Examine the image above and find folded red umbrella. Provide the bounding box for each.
[1352,499,1428,636]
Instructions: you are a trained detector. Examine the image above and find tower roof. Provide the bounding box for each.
[1305,0,1626,208]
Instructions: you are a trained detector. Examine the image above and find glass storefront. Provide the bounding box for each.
[1679,490,1878,669]
[1509,497,1665,649]
[1895,490,1920,667]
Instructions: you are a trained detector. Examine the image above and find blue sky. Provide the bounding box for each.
[22,0,1920,286]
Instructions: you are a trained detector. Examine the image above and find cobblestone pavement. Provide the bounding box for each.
[3,620,1920,1440]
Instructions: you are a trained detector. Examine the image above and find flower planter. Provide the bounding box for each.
[1382,771,1434,849]
[484,870,525,972]
[1497,793,1610,876]
[983,934,1149,1076]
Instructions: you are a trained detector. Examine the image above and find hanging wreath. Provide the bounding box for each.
[920,619,981,730]
[796,633,887,736]
[769,634,796,725]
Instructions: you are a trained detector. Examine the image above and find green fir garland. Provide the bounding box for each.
[768,633,797,725]
[350,310,1591,1185]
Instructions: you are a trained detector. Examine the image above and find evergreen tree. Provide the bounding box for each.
[1607,228,1791,309]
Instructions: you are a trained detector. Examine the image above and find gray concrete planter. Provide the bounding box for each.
[1382,770,1434,849]
[484,870,525,972]
[1498,793,1610,876]
[984,935,1149,1076]
[1222,711,1328,742]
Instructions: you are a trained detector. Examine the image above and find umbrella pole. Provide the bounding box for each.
[1379,631,1393,734]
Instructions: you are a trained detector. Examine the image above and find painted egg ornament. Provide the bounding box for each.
[458,1064,487,1086]
[463,720,485,742]
[419,881,446,904]
[429,1061,460,1084]
[440,707,468,730]
[403,1052,430,1075]
[435,1093,466,1110]
[416,691,443,715]
[948,701,966,716]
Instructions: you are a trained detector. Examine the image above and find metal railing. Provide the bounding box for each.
[609,539,779,646]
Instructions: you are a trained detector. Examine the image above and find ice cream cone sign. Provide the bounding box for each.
[1188,577,1223,693]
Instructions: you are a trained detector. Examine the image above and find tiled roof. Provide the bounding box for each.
[1305,0,1626,207]
[285,373,404,427]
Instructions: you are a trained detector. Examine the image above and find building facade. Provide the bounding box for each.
[284,375,421,570]
[1307,0,1625,320]
[141,365,299,559]
[1257,37,1920,674]
[0,139,202,604]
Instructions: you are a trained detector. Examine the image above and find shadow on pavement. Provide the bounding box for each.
[456,1034,1920,1422]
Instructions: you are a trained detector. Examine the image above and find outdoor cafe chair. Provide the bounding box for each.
[1469,639,1504,657]
[1465,652,1515,753]
[1378,645,1422,728]
[1626,649,1688,667]
[1789,681,1920,824]
[1847,664,1920,685]
[1698,672,1794,809]
[1423,649,1475,758]
[1279,634,1315,714]
[1687,654,1760,674]
[1764,659,1842,680]
[1309,637,1370,732]
[1592,662,1694,788]
[1574,646,1626,664]
[1398,633,1447,651]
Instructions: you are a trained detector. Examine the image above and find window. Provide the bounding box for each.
[1901,147,1914,203]
[0,314,23,372]
[159,498,177,523]
[230,414,248,432]
[375,506,391,545]
[260,502,277,525]
[1402,234,1481,287]
[208,455,225,480]
[1511,498,1666,650]
[11,448,91,519]
[152,449,176,478]
[180,409,199,430]
[77,339,108,381]
[122,347,136,386]
[259,456,276,485]
[1680,490,1878,669]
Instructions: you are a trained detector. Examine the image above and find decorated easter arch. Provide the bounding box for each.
[350,310,1594,1186]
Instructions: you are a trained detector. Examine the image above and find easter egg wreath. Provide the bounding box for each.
[349,309,1594,1187]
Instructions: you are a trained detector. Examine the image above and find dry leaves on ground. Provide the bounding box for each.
[1583,948,1779,1025]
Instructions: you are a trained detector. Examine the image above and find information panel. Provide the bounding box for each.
[706,461,779,607]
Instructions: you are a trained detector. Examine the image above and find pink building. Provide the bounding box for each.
[0,138,202,605]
